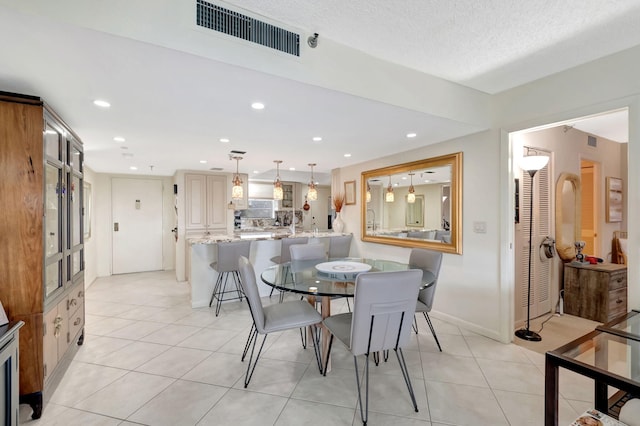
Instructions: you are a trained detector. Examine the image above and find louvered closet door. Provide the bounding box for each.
[516,148,552,323]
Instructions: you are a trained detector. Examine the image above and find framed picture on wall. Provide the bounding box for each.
[606,177,623,223]
[344,180,356,205]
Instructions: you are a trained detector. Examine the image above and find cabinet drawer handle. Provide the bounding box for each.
[616,278,623,283]
[78,290,84,298]
[69,298,77,307]
[74,317,82,326]
[616,299,623,304]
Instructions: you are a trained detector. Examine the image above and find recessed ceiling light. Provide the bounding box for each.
[220,138,230,143]
[93,99,111,108]
[129,166,138,170]
[200,160,207,164]
[251,102,265,110]
[253,170,259,174]
[401,176,407,180]
[406,132,417,138]
[113,136,125,142]
[344,153,351,158]
[289,167,296,171]
[312,137,322,142]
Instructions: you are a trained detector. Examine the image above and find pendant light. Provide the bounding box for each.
[407,172,416,203]
[231,156,243,200]
[385,175,394,203]
[366,181,371,203]
[307,163,318,201]
[273,160,283,200]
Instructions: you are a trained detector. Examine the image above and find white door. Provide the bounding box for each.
[112,178,163,274]
[515,148,552,322]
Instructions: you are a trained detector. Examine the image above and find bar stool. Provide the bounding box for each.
[209,240,252,316]
[269,236,308,299]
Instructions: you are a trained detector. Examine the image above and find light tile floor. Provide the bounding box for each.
[19,271,595,425]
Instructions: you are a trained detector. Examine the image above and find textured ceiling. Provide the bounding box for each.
[0,1,634,179]
[225,0,640,93]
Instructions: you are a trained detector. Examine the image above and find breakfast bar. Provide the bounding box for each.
[188,232,350,308]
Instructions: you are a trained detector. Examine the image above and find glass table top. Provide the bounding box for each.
[549,328,640,384]
[597,310,640,342]
[260,257,435,297]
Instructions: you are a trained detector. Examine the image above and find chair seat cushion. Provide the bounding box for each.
[415,300,429,313]
[263,301,322,333]
[323,313,352,348]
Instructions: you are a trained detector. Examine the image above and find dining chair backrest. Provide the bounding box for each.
[328,234,353,258]
[238,256,266,332]
[350,269,422,356]
[289,242,327,261]
[279,237,309,263]
[215,240,252,273]
[409,248,443,311]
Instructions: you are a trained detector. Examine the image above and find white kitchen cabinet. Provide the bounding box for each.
[185,174,228,231]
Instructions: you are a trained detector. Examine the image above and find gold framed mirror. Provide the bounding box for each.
[361,152,462,254]
[555,172,581,261]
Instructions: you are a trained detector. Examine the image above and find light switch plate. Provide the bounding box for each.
[473,221,487,233]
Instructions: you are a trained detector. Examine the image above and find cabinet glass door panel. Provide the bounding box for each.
[45,163,62,257]
[44,123,62,160]
[72,250,82,276]
[69,141,82,172]
[45,260,61,298]
[71,175,81,246]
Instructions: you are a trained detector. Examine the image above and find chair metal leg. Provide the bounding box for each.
[354,354,370,425]
[423,312,442,352]
[214,272,231,316]
[299,327,307,349]
[394,347,419,413]
[346,297,351,312]
[322,334,335,376]
[242,328,268,388]
[232,270,244,301]
[209,273,223,308]
[242,324,257,361]
[412,314,419,334]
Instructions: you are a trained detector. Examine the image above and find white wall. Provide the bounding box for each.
[335,45,640,343]
[92,173,176,278]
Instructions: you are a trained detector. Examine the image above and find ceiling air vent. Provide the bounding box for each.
[196,0,300,57]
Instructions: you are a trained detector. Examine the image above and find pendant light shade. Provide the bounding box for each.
[366,181,371,203]
[273,160,283,200]
[307,163,318,201]
[231,156,243,200]
[407,172,416,203]
[385,176,394,203]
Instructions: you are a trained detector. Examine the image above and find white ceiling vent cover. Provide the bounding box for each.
[196,0,300,56]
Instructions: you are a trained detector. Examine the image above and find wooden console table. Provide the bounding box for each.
[563,263,627,322]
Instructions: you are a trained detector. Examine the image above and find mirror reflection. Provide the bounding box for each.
[555,173,581,260]
[361,152,462,254]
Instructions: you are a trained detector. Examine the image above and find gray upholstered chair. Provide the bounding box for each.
[409,248,443,351]
[237,256,322,387]
[322,269,422,425]
[327,234,353,258]
[289,242,327,262]
[208,240,252,316]
[269,236,309,298]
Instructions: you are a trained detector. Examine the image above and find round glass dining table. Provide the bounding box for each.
[261,257,435,371]
[260,257,435,299]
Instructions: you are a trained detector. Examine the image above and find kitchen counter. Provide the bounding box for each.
[188,232,351,307]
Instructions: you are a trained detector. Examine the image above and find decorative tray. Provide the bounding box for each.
[315,261,372,280]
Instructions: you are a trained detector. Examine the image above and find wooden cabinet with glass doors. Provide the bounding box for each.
[0,91,85,419]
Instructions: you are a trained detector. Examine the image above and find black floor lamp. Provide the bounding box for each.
[515,152,549,342]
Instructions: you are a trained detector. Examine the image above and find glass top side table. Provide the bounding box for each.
[545,328,640,425]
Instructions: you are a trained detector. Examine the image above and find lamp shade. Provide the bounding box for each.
[519,155,549,172]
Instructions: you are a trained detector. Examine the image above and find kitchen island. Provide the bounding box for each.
[188,231,351,308]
